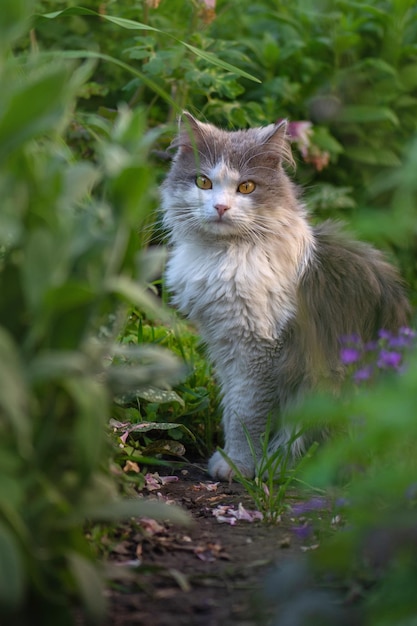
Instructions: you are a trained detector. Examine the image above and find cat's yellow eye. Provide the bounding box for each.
[237,180,256,194]
[196,175,212,190]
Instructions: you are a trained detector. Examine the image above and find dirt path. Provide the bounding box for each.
[104,465,306,626]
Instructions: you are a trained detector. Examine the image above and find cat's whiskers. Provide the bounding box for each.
[239,147,274,163]
[236,142,280,167]
[196,130,217,167]
[246,165,285,174]
[170,202,299,243]
[239,148,282,169]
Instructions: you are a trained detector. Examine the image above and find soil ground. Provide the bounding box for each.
[104,465,307,626]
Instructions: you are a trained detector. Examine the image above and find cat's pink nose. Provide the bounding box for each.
[215,204,230,217]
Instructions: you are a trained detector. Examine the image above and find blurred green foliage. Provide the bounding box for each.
[0,1,190,623]
[262,347,417,626]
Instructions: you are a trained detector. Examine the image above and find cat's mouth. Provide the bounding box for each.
[205,213,233,225]
[206,215,233,227]
[201,218,239,237]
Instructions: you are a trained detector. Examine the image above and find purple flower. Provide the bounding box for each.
[340,347,361,364]
[405,483,417,501]
[364,340,379,351]
[388,335,413,348]
[292,523,313,540]
[378,329,392,340]
[339,334,361,346]
[399,326,416,338]
[286,121,312,157]
[353,365,373,383]
[377,349,402,369]
[291,497,328,516]
[335,497,350,508]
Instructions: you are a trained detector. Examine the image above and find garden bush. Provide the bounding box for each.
[0,1,188,623]
[262,324,417,626]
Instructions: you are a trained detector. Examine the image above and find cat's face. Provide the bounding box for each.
[162,113,299,241]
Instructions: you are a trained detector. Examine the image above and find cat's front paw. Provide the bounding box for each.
[208,450,255,481]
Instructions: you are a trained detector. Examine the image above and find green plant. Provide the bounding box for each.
[114,311,220,458]
[0,3,190,623]
[260,321,417,623]
[218,422,319,524]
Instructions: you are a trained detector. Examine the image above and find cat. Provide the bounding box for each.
[161,112,410,481]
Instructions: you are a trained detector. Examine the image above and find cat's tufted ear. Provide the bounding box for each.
[180,111,202,134]
[262,119,295,167]
[170,111,206,152]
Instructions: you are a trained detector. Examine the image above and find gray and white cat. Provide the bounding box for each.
[161,112,410,481]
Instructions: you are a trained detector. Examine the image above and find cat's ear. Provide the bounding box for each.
[262,120,295,167]
[170,111,205,152]
[180,112,202,135]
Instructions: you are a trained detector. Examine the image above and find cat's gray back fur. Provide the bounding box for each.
[161,113,410,481]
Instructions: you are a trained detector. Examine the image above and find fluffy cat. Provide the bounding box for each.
[161,112,410,481]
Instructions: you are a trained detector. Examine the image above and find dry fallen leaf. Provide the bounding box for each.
[113,558,142,568]
[194,541,224,562]
[193,481,220,492]
[212,502,263,524]
[300,543,320,552]
[138,517,165,535]
[144,472,161,491]
[144,472,179,491]
[160,475,179,485]
[123,460,140,473]
[113,541,132,555]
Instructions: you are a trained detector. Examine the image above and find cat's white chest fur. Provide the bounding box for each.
[166,239,297,343]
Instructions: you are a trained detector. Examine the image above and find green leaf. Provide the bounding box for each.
[0,521,25,610]
[0,455,23,510]
[110,419,194,440]
[27,351,89,383]
[344,146,401,166]
[35,7,261,84]
[335,0,387,19]
[306,183,356,211]
[66,378,108,475]
[63,162,100,203]
[136,386,184,406]
[181,42,261,83]
[399,63,417,90]
[355,58,398,77]
[138,247,168,283]
[67,553,106,623]
[22,229,68,313]
[41,49,176,109]
[0,64,72,162]
[0,0,32,47]
[312,127,344,154]
[143,439,186,457]
[43,283,97,315]
[338,105,399,125]
[83,498,190,525]
[38,7,160,33]
[0,328,31,449]
[105,276,168,320]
